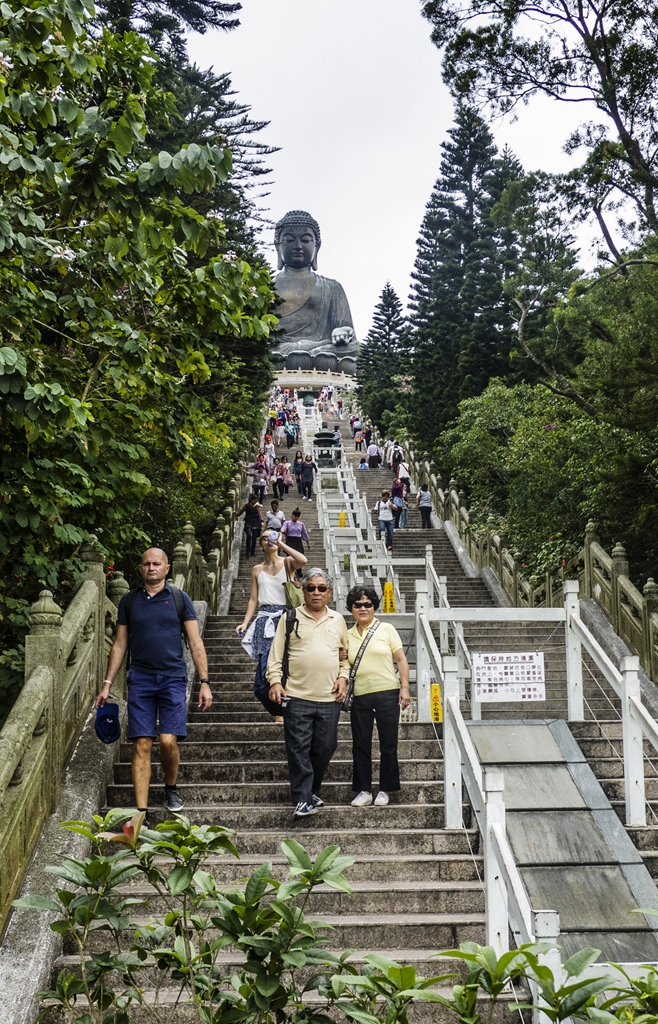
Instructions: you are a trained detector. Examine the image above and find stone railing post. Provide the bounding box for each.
[484,768,509,956]
[564,581,583,721]
[611,541,629,633]
[643,578,658,681]
[79,536,107,684]
[24,591,63,811]
[107,571,129,609]
[172,540,188,584]
[621,654,645,827]
[583,520,599,598]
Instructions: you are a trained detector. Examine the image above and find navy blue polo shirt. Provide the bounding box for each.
[117,583,197,675]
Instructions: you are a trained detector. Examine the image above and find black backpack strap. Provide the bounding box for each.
[281,608,299,688]
[169,585,190,649]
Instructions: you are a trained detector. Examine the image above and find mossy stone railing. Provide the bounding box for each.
[0,465,248,938]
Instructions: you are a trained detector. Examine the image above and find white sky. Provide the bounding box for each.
[188,0,602,339]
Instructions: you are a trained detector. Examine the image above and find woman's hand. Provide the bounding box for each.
[399,688,411,710]
[236,622,248,638]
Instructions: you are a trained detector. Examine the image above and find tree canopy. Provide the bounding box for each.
[0,0,276,710]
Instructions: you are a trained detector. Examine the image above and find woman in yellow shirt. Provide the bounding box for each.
[346,586,411,807]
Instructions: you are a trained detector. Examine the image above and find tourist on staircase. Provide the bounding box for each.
[416,483,434,529]
[366,439,382,469]
[300,453,318,502]
[266,568,349,818]
[292,450,305,495]
[372,489,395,551]
[346,585,410,807]
[233,494,263,557]
[94,548,213,821]
[236,530,307,722]
[265,499,286,532]
[281,507,311,556]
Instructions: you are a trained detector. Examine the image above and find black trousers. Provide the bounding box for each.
[283,697,341,805]
[420,506,432,528]
[244,525,260,555]
[351,689,401,793]
[302,481,313,499]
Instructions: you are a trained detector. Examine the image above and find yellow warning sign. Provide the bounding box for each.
[338,510,347,528]
[431,682,443,722]
[382,581,396,614]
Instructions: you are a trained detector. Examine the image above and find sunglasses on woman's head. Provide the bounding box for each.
[353,601,374,609]
[305,584,328,592]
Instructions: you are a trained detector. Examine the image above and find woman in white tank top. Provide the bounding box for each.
[237,528,307,719]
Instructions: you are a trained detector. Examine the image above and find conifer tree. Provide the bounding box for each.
[357,283,411,430]
[409,106,523,444]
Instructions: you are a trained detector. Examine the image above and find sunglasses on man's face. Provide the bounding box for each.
[305,584,329,593]
[353,601,374,609]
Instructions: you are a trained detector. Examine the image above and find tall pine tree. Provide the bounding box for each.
[409,106,523,444]
[357,283,412,431]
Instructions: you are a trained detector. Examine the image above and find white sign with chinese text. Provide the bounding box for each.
[472,651,546,702]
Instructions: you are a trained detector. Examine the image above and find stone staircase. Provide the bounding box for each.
[49,419,658,997]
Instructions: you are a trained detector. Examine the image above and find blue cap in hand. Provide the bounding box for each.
[95,702,121,744]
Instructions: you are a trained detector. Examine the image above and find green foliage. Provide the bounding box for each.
[408,106,524,444]
[357,283,411,433]
[421,0,658,247]
[436,380,636,581]
[0,0,276,696]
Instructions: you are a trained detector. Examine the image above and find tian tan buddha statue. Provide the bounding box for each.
[272,209,359,375]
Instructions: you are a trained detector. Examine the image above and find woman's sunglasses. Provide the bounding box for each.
[305,584,329,592]
[353,601,374,609]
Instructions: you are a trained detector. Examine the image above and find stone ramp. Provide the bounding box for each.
[468,719,658,960]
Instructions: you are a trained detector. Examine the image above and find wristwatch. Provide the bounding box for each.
[199,677,210,684]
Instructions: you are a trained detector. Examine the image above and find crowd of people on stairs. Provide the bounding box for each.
[91,384,424,824]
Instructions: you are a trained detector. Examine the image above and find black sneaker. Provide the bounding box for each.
[164,785,184,812]
[311,794,324,808]
[293,801,317,818]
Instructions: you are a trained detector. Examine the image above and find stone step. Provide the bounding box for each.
[112,758,445,785]
[179,722,443,741]
[233,826,479,856]
[115,879,485,917]
[121,737,446,761]
[105,779,446,806]
[100,804,470,830]
[75,911,486,953]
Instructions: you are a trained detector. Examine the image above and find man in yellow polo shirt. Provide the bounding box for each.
[267,567,349,818]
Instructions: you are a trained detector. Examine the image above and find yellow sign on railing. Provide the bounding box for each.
[431,682,443,722]
[338,510,347,528]
[382,581,396,614]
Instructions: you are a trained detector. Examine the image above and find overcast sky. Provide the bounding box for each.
[187,0,598,339]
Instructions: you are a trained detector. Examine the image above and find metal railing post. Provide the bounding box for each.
[532,910,561,1024]
[484,768,509,956]
[443,655,462,828]
[564,580,584,721]
[425,545,434,607]
[415,580,431,723]
[438,575,450,654]
[621,654,646,826]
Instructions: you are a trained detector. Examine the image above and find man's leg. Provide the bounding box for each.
[386,521,394,549]
[132,737,153,808]
[159,733,180,785]
[283,698,316,805]
[350,695,375,793]
[309,702,341,798]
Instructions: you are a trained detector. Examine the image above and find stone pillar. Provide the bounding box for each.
[583,520,599,598]
[79,536,106,687]
[171,541,188,581]
[25,591,63,811]
[642,578,658,679]
[611,541,629,633]
[107,571,129,609]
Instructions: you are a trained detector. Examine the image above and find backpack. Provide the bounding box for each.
[122,585,189,668]
[253,608,299,716]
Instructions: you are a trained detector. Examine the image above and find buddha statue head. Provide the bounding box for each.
[274,210,321,271]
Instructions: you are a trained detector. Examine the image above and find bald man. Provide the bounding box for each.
[95,548,212,822]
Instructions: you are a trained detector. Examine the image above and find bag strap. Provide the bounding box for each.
[349,620,381,684]
[281,608,299,688]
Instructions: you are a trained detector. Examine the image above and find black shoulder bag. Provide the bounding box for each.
[343,620,381,713]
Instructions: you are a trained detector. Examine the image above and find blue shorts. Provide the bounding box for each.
[126,669,188,740]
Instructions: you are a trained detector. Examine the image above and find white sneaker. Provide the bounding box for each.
[374,791,389,806]
[351,791,373,807]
